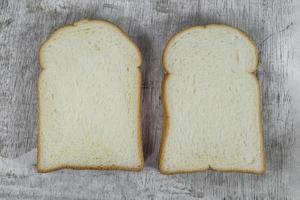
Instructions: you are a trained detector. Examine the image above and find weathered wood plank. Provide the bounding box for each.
[0,0,297,199]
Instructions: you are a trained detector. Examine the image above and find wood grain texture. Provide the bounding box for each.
[0,0,297,199]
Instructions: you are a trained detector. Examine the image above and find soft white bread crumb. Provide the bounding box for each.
[38,20,143,172]
[159,25,265,174]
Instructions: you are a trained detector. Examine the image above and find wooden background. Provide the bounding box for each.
[0,0,298,199]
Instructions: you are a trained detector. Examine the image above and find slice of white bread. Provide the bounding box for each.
[38,20,143,172]
[159,25,266,174]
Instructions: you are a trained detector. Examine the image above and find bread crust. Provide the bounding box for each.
[159,24,266,175]
[37,19,144,173]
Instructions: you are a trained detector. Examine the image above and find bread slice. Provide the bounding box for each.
[37,20,143,172]
[159,25,266,174]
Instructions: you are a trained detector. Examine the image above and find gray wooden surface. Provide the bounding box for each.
[0,0,298,199]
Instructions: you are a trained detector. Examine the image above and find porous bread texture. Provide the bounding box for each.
[159,25,266,174]
[38,20,143,172]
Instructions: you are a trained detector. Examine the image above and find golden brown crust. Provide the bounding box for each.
[160,167,265,175]
[159,24,266,175]
[37,164,143,173]
[37,19,144,173]
[136,67,145,170]
[158,74,170,173]
[252,74,267,174]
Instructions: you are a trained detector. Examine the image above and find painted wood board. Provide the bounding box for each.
[0,0,298,199]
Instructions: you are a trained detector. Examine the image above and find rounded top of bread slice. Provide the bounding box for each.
[40,20,142,70]
[163,24,258,74]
